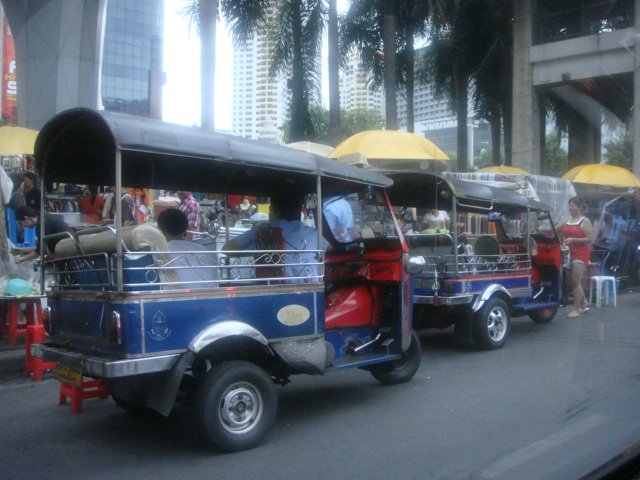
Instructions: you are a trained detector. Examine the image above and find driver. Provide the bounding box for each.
[223,194,327,281]
[323,195,354,242]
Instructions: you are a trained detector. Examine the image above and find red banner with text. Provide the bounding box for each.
[2,15,17,124]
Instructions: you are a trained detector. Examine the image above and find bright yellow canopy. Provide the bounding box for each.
[562,164,640,188]
[476,166,528,174]
[0,125,39,155]
[329,130,449,161]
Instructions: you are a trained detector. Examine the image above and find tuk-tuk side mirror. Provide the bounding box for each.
[406,256,426,275]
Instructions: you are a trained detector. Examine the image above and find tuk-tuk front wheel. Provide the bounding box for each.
[369,334,422,385]
[528,305,558,324]
[472,297,510,350]
[195,361,278,452]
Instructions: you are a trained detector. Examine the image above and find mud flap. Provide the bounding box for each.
[145,350,196,416]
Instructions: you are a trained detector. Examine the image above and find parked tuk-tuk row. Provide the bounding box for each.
[31,109,561,452]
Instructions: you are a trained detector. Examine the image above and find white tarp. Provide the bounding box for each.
[444,172,577,223]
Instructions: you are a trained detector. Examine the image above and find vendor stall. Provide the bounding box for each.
[562,164,640,287]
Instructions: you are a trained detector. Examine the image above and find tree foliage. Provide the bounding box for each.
[544,132,568,178]
[603,130,633,171]
[281,106,384,145]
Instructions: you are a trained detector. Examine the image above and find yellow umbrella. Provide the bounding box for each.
[562,164,640,188]
[329,130,449,171]
[0,125,39,155]
[476,166,529,174]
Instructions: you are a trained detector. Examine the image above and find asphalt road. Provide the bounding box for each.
[2,292,640,480]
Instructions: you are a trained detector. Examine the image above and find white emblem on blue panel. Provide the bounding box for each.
[149,311,171,341]
[277,304,310,326]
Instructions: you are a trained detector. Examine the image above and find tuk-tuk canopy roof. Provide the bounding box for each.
[35,109,392,196]
[385,172,550,214]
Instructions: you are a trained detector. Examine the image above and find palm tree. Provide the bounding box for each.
[269,0,326,141]
[328,0,341,144]
[341,0,430,132]
[179,1,216,130]
[382,0,398,130]
[469,0,513,165]
[422,3,471,171]
[397,0,430,133]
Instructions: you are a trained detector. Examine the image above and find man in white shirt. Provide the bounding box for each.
[157,208,217,289]
[422,209,450,232]
[323,195,355,242]
[223,194,326,282]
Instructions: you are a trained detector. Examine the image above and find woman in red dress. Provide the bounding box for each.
[555,197,594,318]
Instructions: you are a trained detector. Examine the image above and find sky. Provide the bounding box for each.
[162,0,233,131]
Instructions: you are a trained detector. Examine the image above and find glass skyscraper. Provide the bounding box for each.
[101,0,164,116]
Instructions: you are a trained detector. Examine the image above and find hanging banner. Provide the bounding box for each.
[2,15,17,124]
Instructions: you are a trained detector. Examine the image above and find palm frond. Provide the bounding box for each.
[177,0,201,36]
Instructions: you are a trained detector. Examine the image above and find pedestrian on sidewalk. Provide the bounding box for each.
[555,196,594,318]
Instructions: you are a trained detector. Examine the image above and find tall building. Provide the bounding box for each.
[232,25,285,142]
[101,0,165,118]
[339,54,383,113]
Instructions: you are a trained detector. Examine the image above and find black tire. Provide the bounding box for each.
[472,297,510,350]
[194,361,278,452]
[370,334,422,385]
[528,305,558,324]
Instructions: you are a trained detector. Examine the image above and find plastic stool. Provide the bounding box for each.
[25,324,56,381]
[0,297,42,346]
[59,378,110,413]
[589,276,617,308]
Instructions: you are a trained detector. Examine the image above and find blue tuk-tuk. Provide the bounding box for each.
[31,109,421,452]
[386,172,562,350]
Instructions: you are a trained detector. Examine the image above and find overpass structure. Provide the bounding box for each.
[513,0,640,175]
[3,0,106,131]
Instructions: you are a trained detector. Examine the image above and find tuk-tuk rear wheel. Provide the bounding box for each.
[194,361,278,452]
[472,297,510,350]
[369,334,422,385]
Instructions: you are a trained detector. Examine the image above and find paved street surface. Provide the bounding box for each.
[2,291,640,480]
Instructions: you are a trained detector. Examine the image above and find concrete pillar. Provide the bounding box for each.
[567,112,597,168]
[634,0,640,177]
[512,0,541,174]
[3,0,106,130]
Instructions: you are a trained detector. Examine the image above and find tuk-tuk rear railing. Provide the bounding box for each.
[415,253,532,277]
[47,249,324,292]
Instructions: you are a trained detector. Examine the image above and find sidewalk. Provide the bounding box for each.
[0,340,30,379]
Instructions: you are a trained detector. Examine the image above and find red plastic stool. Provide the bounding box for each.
[0,297,42,346]
[59,378,110,413]
[25,324,56,381]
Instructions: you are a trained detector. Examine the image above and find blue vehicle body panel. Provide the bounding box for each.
[50,288,324,356]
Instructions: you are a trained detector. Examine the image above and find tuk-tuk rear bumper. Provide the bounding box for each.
[31,343,182,378]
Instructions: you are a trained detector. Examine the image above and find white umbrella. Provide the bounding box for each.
[285,141,334,156]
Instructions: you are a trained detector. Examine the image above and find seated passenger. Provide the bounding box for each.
[223,194,326,282]
[157,208,217,289]
[14,206,73,263]
[422,209,450,233]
